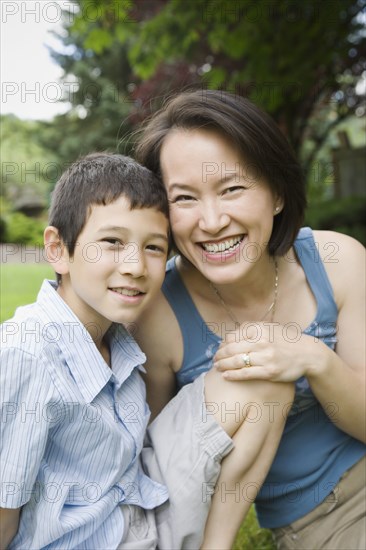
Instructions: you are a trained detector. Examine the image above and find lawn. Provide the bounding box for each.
[0,263,54,322]
[234,507,275,549]
[0,263,275,549]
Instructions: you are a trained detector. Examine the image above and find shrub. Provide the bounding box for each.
[4,212,44,246]
[305,197,366,245]
[0,217,7,242]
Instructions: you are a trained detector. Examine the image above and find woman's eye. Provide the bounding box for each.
[171,194,195,203]
[223,186,245,195]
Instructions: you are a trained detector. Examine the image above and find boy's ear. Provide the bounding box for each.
[44,226,70,275]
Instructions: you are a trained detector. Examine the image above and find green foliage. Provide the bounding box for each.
[128,0,201,79]
[0,217,6,242]
[306,115,366,202]
[42,3,138,164]
[305,197,366,245]
[54,0,366,186]
[123,1,364,116]
[1,115,59,203]
[4,213,45,246]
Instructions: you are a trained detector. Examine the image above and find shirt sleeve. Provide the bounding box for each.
[0,347,55,508]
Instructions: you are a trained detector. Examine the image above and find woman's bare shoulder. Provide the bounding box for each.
[312,229,365,306]
[134,289,184,372]
[312,229,365,262]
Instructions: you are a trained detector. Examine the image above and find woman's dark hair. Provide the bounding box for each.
[135,89,306,255]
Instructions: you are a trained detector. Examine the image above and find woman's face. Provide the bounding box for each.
[160,128,282,284]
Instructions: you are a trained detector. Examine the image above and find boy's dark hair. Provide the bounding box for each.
[135,89,307,256]
[49,152,169,256]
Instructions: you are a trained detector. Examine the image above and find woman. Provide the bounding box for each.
[134,89,365,549]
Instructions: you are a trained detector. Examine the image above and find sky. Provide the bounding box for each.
[1,1,73,120]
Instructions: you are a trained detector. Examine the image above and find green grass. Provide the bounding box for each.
[0,263,275,549]
[0,263,54,322]
[234,507,275,549]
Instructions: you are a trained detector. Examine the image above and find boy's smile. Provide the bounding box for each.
[56,195,169,340]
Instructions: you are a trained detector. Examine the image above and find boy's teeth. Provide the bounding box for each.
[112,288,141,296]
[202,236,242,253]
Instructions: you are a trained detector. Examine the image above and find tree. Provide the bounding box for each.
[40,0,196,162]
[126,0,366,171]
[0,115,59,244]
[1,115,58,209]
[48,0,366,182]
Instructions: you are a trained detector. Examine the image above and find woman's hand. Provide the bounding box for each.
[213,322,329,383]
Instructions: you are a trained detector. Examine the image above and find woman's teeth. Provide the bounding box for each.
[201,236,243,253]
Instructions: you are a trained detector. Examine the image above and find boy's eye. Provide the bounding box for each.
[103,238,124,247]
[146,244,167,254]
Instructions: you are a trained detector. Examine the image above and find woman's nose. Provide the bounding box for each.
[198,201,230,234]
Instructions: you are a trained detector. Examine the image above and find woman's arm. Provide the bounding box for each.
[134,290,182,419]
[214,232,366,442]
[306,231,365,441]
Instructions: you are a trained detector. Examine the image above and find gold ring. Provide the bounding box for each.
[242,353,251,368]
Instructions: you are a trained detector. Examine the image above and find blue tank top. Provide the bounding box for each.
[162,227,365,528]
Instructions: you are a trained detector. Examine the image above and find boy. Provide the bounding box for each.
[1,153,293,549]
[0,153,170,548]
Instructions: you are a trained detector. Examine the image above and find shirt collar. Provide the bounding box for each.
[36,280,146,403]
[107,324,146,389]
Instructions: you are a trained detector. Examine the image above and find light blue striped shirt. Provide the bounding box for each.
[1,280,168,549]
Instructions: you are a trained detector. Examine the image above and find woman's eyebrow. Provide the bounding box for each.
[168,183,196,192]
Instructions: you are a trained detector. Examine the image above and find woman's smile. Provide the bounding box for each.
[161,127,277,282]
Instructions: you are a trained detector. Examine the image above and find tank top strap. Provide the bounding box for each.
[293,227,338,327]
[162,257,218,342]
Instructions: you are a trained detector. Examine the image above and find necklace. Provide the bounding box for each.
[210,259,279,324]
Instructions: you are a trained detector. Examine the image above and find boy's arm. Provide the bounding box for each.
[0,508,20,549]
[1,348,52,514]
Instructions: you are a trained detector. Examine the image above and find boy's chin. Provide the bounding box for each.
[109,311,143,327]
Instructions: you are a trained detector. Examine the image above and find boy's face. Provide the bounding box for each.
[57,195,169,334]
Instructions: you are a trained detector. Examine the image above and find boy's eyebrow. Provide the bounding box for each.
[97,225,169,242]
[147,232,169,243]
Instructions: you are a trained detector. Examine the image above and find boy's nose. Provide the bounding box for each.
[118,248,147,278]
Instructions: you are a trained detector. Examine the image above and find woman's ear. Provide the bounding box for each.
[44,226,70,275]
[274,197,284,215]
